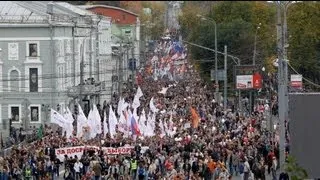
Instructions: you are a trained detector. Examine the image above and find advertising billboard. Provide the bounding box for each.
[236,75,253,89]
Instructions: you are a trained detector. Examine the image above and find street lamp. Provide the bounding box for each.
[196,14,219,96]
[262,66,273,133]
[253,23,261,65]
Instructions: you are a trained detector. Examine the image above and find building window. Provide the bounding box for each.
[10,106,20,122]
[29,68,38,92]
[10,70,19,92]
[8,43,19,60]
[29,43,38,57]
[30,106,39,122]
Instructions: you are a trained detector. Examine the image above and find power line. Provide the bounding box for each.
[287,62,320,88]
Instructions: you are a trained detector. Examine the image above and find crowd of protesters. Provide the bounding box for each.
[0,32,286,180]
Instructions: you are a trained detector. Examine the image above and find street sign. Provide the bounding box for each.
[290,74,302,89]
[211,69,226,81]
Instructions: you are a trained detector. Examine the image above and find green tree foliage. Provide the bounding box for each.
[178,1,204,40]
[180,1,320,89]
[287,2,320,84]
[285,155,308,180]
[120,1,166,40]
[180,1,276,83]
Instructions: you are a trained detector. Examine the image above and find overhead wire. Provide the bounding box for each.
[286,62,320,89]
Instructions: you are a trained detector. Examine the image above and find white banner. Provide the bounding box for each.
[236,75,253,89]
[55,146,149,161]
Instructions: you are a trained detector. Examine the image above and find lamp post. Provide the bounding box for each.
[249,23,261,113]
[276,1,293,173]
[262,67,273,132]
[196,14,219,98]
[253,23,261,65]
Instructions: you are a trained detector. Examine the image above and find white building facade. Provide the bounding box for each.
[0,1,112,137]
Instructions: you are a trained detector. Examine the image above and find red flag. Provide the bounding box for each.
[253,72,262,89]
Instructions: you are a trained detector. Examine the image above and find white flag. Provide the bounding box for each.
[77,104,88,138]
[136,86,143,98]
[159,119,166,137]
[117,97,124,116]
[87,109,96,139]
[139,109,147,136]
[158,87,168,95]
[132,95,141,109]
[145,111,155,137]
[149,97,159,113]
[126,109,133,133]
[93,105,102,135]
[118,111,126,133]
[50,109,67,128]
[108,106,118,139]
[132,87,143,109]
[122,102,129,112]
[63,107,74,123]
[63,107,74,139]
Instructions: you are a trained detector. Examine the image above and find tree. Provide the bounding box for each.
[120,1,143,14]
[181,1,276,84]
[120,1,166,40]
[178,1,204,40]
[285,155,308,180]
[287,2,320,85]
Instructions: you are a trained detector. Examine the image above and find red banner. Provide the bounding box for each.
[253,72,262,89]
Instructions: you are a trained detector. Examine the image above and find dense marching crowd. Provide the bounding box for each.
[0,34,285,180]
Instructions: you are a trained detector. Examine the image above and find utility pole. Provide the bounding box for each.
[131,44,135,88]
[251,24,261,114]
[224,45,228,110]
[277,1,291,173]
[214,20,218,94]
[95,23,100,104]
[126,44,130,86]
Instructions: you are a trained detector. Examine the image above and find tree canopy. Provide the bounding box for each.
[179,1,320,89]
[120,1,166,40]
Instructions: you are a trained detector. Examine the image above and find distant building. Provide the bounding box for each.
[79,5,141,96]
[165,1,183,32]
[0,1,112,137]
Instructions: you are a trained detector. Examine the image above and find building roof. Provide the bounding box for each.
[0,1,110,24]
[0,1,48,23]
[78,5,139,17]
[54,2,97,16]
